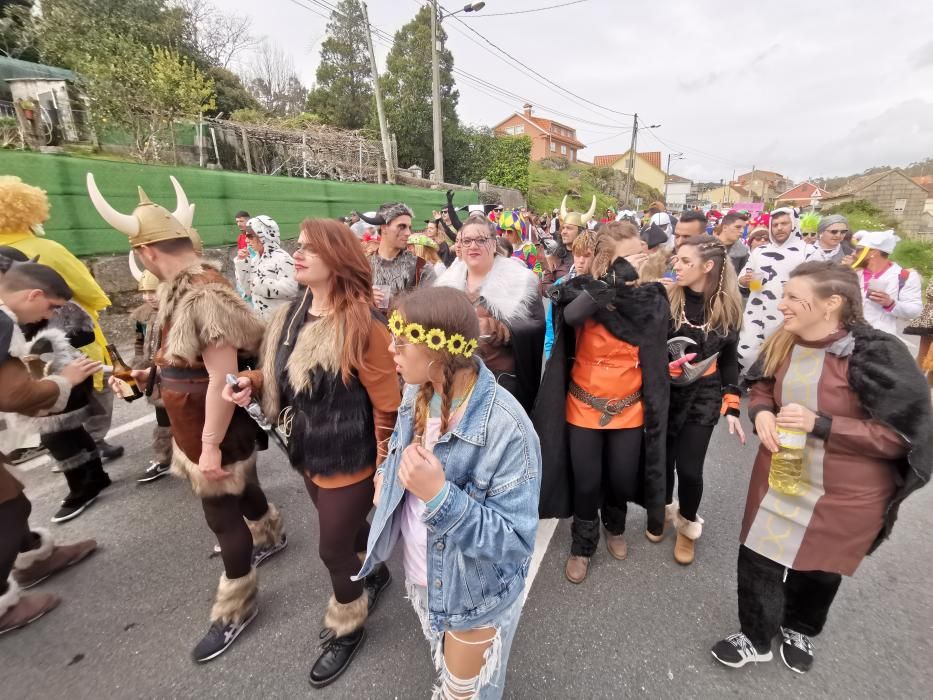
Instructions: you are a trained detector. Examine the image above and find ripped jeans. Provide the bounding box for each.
[407,581,523,700]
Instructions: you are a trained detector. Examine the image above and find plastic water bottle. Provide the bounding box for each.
[769,427,806,495]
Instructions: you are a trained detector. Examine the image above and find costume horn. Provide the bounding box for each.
[128,251,144,282]
[170,176,195,229]
[357,211,385,226]
[560,195,569,220]
[87,173,139,238]
[582,196,597,224]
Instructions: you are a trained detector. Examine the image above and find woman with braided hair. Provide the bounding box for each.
[662,236,745,565]
[712,262,932,673]
[224,219,399,687]
[358,286,540,699]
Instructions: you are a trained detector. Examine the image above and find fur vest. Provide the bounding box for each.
[259,292,376,476]
[745,324,933,552]
[156,263,264,368]
[435,257,546,412]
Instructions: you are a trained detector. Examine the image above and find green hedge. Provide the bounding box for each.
[1,151,478,256]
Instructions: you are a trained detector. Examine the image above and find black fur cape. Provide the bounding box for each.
[745,324,932,553]
[534,259,671,523]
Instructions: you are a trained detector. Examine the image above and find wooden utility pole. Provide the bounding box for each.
[624,113,638,207]
[361,2,395,184]
[430,0,444,183]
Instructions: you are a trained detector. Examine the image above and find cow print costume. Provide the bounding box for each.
[737,207,807,371]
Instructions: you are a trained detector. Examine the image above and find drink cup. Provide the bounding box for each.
[374,284,391,310]
[748,272,764,292]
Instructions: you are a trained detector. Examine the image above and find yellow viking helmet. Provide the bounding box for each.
[86,173,203,251]
[128,251,160,292]
[559,195,597,229]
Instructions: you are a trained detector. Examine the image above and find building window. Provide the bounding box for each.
[550,142,556,152]
[504,125,523,135]
[560,144,567,155]
[894,198,908,217]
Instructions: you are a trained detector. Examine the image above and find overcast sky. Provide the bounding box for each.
[226,0,933,183]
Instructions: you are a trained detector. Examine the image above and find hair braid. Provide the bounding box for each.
[439,361,456,435]
[411,382,434,445]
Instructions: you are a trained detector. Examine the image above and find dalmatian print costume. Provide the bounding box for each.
[234,215,299,320]
[737,207,807,371]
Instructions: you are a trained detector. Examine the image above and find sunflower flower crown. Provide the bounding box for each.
[388,310,479,358]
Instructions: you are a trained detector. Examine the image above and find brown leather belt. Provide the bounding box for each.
[569,381,642,427]
[159,366,209,395]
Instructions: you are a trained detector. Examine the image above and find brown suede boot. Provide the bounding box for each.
[564,555,590,584]
[673,510,703,566]
[0,580,60,635]
[13,529,97,590]
[606,534,628,560]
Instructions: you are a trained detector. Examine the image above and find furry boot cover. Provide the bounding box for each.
[665,502,679,524]
[323,592,368,638]
[210,568,258,624]
[674,510,704,540]
[0,579,19,618]
[570,516,600,557]
[13,528,54,570]
[246,504,284,548]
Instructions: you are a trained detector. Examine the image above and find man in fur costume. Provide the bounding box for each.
[0,260,100,635]
[535,257,670,554]
[128,254,172,483]
[361,202,436,309]
[87,173,286,663]
[0,176,123,462]
[434,217,545,413]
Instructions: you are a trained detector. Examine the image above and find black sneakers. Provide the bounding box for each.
[364,564,392,611]
[51,491,98,524]
[191,609,258,663]
[97,442,125,462]
[137,461,170,483]
[252,534,288,568]
[780,627,814,673]
[308,628,366,688]
[711,633,773,668]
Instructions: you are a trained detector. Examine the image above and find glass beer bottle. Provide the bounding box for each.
[769,426,806,495]
[107,343,143,402]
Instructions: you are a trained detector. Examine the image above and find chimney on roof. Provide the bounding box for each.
[523,103,533,117]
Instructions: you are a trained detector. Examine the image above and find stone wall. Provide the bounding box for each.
[858,172,926,234]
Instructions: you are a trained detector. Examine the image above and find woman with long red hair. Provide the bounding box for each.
[223,219,400,687]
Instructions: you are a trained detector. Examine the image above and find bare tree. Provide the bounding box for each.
[174,0,259,68]
[244,41,307,116]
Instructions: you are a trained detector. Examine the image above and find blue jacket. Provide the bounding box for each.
[543,270,573,359]
[356,360,541,631]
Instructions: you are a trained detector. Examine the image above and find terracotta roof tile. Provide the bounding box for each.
[638,151,662,169]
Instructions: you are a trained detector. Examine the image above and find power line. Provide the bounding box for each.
[457,0,590,18]
[440,3,635,119]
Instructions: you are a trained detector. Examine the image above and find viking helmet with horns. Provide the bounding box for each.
[559,195,597,229]
[86,173,202,251]
[127,251,160,292]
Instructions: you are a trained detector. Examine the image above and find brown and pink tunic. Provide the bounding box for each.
[741,330,906,576]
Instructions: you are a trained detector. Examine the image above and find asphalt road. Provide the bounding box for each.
[3,378,932,698]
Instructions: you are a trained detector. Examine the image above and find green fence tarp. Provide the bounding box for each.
[0,151,478,257]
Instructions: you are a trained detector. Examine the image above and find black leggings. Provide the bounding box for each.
[666,423,715,522]
[201,482,270,580]
[568,425,642,531]
[304,474,374,604]
[0,492,40,595]
[737,545,842,648]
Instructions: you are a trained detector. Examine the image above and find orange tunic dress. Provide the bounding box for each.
[566,319,644,430]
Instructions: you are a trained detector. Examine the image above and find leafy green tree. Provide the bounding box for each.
[486,135,532,194]
[380,4,459,177]
[305,0,373,130]
[205,65,260,116]
[0,0,38,61]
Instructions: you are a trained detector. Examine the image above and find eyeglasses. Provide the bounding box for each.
[825,229,848,236]
[293,244,318,257]
[459,237,491,248]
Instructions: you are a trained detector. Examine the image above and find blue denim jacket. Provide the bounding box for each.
[356,360,541,632]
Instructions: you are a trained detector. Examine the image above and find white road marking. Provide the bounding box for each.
[522,518,559,605]
[15,413,156,473]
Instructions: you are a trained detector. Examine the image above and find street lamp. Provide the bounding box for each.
[431,2,485,183]
[664,152,685,206]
